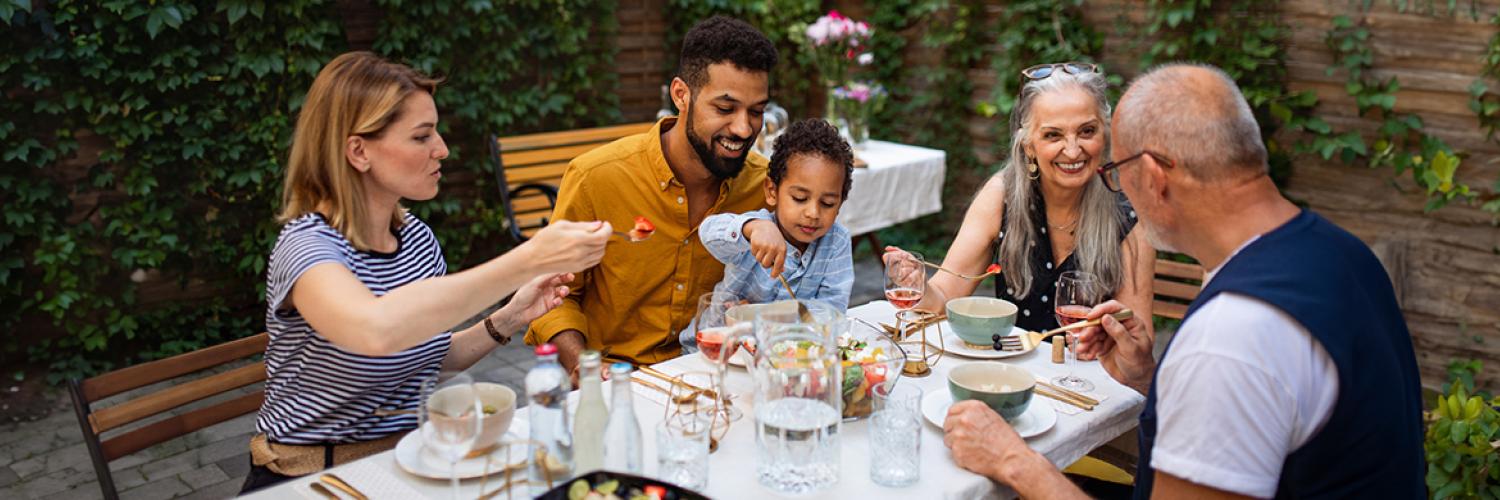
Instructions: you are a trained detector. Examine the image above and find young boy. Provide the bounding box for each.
[682,119,855,352]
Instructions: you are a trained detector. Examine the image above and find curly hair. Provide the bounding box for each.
[679,16,778,90]
[768,119,854,198]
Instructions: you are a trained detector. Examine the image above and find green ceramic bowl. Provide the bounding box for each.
[945,297,1018,346]
[947,363,1034,421]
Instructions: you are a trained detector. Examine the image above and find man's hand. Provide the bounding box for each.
[943,401,1038,485]
[1074,299,1155,394]
[744,219,788,278]
[551,329,588,389]
[498,273,573,331]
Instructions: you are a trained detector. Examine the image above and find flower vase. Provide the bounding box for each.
[824,81,840,122]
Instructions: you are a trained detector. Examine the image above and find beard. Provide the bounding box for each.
[684,102,756,180]
[1139,217,1179,254]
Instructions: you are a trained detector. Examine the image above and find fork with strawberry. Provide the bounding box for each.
[611,215,656,242]
[921,261,1002,281]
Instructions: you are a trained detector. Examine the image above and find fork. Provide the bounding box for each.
[922,260,999,281]
[319,473,368,500]
[611,230,653,242]
[998,309,1134,352]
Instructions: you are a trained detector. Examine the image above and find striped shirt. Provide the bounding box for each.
[255,212,451,444]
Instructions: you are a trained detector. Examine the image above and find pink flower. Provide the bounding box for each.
[829,9,844,20]
[806,20,830,44]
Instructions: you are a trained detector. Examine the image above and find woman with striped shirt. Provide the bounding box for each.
[240,52,611,493]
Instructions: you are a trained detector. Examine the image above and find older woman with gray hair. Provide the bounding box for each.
[888,62,1154,337]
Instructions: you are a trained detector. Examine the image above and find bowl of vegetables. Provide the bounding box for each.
[540,470,708,500]
[836,330,905,420]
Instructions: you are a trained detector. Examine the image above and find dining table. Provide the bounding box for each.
[244,300,1146,500]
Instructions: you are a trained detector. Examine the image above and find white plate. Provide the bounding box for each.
[920,390,1056,439]
[394,419,531,479]
[927,325,1036,359]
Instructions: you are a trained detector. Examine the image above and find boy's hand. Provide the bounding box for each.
[743,219,787,278]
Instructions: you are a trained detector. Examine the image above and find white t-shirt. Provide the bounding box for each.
[1150,247,1340,498]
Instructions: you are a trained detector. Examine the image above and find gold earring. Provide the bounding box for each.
[1027,159,1040,180]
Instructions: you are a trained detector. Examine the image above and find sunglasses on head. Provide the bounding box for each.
[1021,62,1100,81]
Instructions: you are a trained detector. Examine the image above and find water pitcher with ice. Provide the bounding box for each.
[751,308,843,495]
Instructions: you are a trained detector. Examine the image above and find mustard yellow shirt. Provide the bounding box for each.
[524,117,770,364]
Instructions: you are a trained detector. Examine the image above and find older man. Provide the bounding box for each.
[943,63,1424,499]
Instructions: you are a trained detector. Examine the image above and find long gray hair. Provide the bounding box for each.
[997,69,1128,299]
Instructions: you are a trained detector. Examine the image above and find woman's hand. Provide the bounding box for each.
[882,246,928,293]
[498,272,574,329]
[519,220,611,275]
[744,219,788,278]
[1075,299,1155,394]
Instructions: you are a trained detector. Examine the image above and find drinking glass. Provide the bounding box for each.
[884,251,925,312]
[1052,270,1100,392]
[419,371,482,500]
[694,292,746,420]
[656,411,712,490]
[870,383,923,487]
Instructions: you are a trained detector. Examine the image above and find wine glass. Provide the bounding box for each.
[694,291,745,420]
[420,371,482,500]
[1052,271,1100,392]
[884,250,925,313]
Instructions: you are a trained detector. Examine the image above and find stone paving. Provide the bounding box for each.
[2,258,891,499]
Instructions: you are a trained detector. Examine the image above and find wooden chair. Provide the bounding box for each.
[490,122,655,242]
[1152,255,1206,320]
[68,333,269,500]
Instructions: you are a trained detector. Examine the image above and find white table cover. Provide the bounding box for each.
[837,140,947,236]
[245,300,1144,500]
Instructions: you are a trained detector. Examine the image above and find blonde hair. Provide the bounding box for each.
[998,69,1130,298]
[277,51,440,250]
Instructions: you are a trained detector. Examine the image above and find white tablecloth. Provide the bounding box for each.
[245,301,1144,500]
[837,141,946,236]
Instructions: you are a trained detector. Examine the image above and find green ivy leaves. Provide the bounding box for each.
[2,0,619,383]
[1426,361,1500,499]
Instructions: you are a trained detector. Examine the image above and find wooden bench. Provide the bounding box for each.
[490,122,655,242]
[69,333,268,500]
[1152,255,1205,320]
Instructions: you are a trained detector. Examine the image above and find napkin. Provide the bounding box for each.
[295,460,425,500]
[1044,386,1109,416]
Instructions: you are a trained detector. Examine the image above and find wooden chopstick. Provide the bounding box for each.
[1034,386,1095,411]
[630,375,673,404]
[638,366,725,404]
[1035,379,1100,406]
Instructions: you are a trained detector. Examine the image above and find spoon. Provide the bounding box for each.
[776,276,815,322]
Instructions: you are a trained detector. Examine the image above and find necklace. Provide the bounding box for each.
[1048,214,1080,235]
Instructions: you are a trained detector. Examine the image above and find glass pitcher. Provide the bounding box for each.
[750,318,843,495]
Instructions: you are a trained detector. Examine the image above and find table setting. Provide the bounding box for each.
[246,280,1146,500]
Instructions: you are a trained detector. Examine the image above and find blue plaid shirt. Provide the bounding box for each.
[680,209,853,352]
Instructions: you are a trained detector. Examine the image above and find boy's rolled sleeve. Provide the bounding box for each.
[699,209,773,264]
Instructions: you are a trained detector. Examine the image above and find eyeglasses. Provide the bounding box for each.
[1097,150,1173,192]
[1021,62,1100,81]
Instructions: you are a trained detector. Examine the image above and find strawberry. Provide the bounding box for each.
[986,263,1002,274]
[633,216,655,233]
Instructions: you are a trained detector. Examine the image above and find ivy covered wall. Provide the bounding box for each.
[0,0,620,382]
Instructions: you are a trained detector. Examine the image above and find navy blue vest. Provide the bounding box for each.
[1134,210,1424,498]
